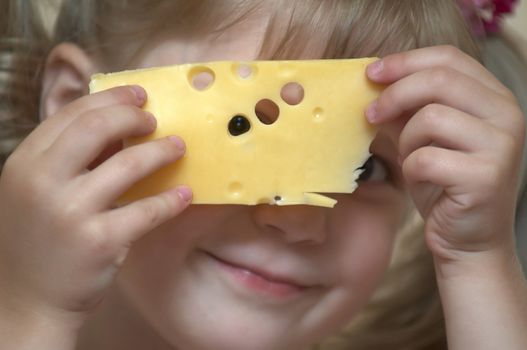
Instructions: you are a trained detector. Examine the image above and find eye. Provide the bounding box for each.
[357,156,389,183]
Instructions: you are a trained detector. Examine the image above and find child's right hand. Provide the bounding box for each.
[0,86,191,333]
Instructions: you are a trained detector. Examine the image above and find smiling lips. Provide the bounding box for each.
[207,253,311,299]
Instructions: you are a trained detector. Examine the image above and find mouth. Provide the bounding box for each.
[204,252,312,299]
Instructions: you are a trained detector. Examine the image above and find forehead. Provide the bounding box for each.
[128,0,377,69]
[133,16,270,69]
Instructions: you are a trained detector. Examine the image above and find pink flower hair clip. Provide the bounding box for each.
[458,0,520,37]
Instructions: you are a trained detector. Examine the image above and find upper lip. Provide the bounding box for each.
[206,252,318,289]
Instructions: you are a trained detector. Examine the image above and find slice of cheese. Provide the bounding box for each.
[89,59,380,208]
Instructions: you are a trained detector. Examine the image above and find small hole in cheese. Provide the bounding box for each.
[313,107,325,122]
[236,64,253,79]
[189,67,215,91]
[274,196,282,202]
[228,182,244,198]
[255,99,280,125]
[281,82,305,106]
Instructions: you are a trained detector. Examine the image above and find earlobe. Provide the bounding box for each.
[40,43,99,120]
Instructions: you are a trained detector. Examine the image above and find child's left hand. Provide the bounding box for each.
[366,45,527,350]
[366,45,525,261]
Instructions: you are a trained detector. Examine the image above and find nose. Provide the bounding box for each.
[250,204,329,245]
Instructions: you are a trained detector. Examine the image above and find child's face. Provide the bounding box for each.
[112,18,408,350]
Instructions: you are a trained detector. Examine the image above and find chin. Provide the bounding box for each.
[145,311,305,350]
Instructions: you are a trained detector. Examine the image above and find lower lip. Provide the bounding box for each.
[206,253,306,299]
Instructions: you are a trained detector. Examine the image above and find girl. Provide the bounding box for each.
[1,1,526,349]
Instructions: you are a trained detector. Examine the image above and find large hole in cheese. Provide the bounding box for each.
[255,99,280,125]
[281,82,305,106]
[189,66,215,91]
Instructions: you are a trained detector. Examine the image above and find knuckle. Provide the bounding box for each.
[378,87,398,108]
[114,153,142,174]
[115,105,145,125]
[437,45,463,63]
[130,107,153,127]
[109,86,137,104]
[21,166,54,203]
[429,67,453,88]
[60,200,86,223]
[141,198,165,227]
[159,138,183,159]
[413,149,433,170]
[419,104,443,127]
[69,94,93,113]
[77,111,108,134]
[81,219,117,256]
[402,149,432,180]
[141,192,181,227]
[493,103,525,146]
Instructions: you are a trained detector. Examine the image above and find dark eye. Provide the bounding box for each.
[358,156,389,182]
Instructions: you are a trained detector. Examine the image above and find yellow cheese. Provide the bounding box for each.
[89,59,380,207]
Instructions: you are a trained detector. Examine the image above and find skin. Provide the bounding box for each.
[0,16,526,350]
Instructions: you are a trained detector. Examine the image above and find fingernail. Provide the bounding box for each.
[130,85,147,105]
[365,101,378,123]
[168,136,186,151]
[145,111,157,130]
[367,60,384,78]
[176,186,193,202]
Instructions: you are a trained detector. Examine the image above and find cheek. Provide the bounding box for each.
[113,209,215,300]
[117,206,224,286]
[331,199,404,295]
[338,219,395,287]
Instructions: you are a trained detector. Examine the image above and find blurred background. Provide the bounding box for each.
[508,0,527,38]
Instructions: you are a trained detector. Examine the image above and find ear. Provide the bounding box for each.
[40,43,99,120]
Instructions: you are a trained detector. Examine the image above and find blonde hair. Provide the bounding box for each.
[1,1,479,349]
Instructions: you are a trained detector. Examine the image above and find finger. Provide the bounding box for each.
[20,85,147,154]
[44,105,157,176]
[366,46,512,98]
[368,67,512,130]
[80,136,186,209]
[398,104,498,159]
[401,146,479,189]
[97,186,192,243]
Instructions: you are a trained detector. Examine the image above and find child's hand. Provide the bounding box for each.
[366,45,525,262]
[0,86,191,339]
[366,46,527,349]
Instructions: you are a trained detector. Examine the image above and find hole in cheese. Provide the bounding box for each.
[281,82,305,106]
[313,107,325,122]
[236,64,254,79]
[228,182,244,198]
[228,115,251,136]
[189,67,215,91]
[255,99,280,125]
